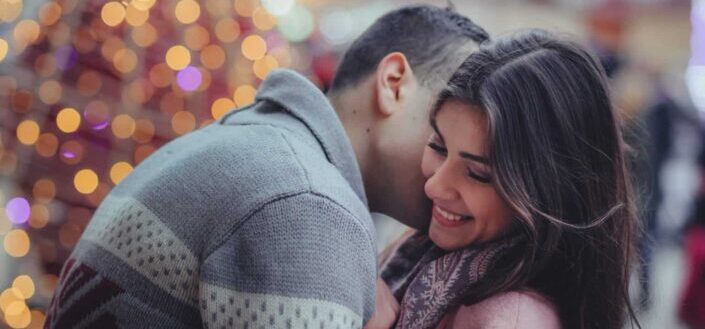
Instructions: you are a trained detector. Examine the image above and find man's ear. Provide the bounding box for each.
[375,52,415,117]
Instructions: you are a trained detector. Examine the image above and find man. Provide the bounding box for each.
[45,5,488,328]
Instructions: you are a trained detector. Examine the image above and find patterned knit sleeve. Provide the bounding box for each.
[197,192,377,329]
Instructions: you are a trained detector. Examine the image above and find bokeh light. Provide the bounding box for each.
[59,140,83,165]
[28,204,49,229]
[77,71,103,97]
[176,66,202,91]
[12,276,34,299]
[38,2,62,26]
[35,133,59,157]
[0,0,23,23]
[149,63,175,87]
[211,98,235,120]
[4,229,30,258]
[101,2,126,27]
[73,169,99,194]
[253,55,279,80]
[242,35,267,60]
[175,0,200,24]
[184,25,210,50]
[38,80,62,105]
[262,0,295,16]
[56,108,81,133]
[132,23,158,48]
[277,5,315,42]
[234,0,258,17]
[111,114,136,139]
[33,179,56,203]
[166,45,191,70]
[84,101,111,130]
[5,301,31,328]
[253,7,278,31]
[13,20,41,48]
[171,111,196,135]
[133,119,155,143]
[200,44,225,70]
[320,10,354,45]
[125,3,149,27]
[16,120,40,146]
[110,162,133,185]
[5,197,30,225]
[214,18,240,43]
[113,48,138,73]
[234,85,257,107]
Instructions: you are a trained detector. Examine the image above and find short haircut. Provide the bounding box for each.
[329,5,489,93]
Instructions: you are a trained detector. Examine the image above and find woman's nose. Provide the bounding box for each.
[424,161,460,201]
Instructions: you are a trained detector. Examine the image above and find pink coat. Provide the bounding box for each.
[435,290,561,329]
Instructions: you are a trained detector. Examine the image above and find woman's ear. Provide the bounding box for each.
[375,52,415,117]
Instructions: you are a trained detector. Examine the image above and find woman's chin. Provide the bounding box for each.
[429,225,469,251]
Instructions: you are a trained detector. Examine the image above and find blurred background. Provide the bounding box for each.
[0,0,701,328]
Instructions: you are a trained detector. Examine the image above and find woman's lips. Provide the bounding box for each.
[432,205,473,228]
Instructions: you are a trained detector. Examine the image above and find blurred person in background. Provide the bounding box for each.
[370,30,640,329]
[678,132,705,328]
[43,4,489,329]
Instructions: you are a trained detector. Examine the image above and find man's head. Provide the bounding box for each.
[328,5,489,230]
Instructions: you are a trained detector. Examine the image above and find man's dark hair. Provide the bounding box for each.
[329,5,490,93]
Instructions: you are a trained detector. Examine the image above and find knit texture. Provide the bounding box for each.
[45,69,377,329]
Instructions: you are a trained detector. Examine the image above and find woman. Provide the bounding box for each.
[369,30,641,329]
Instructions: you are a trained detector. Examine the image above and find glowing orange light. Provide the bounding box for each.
[165,45,191,70]
[214,18,240,43]
[234,85,257,107]
[175,0,200,24]
[111,114,136,139]
[200,44,225,70]
[56,108,81,133]
[73,169,99,194]
[101,2,126,27]
[110,162,133,185]
[17,120,40,145]
[4,229,30,258]
[211,98,235,120]
[242,35,267,60]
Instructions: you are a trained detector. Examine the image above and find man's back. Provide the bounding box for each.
[44,70,377,329]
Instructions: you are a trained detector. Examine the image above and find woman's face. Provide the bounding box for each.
[421,101,514,251]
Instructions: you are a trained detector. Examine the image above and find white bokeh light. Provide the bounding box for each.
[262,0,295,17]
[320,10,353,45]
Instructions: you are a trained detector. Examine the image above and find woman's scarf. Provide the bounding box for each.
[380,232,522,329]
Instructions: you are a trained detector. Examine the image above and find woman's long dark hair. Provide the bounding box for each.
[432,30,640,329]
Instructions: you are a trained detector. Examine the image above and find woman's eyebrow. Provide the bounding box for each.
[459,151,489,164]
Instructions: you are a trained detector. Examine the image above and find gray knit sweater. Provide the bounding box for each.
[44,69,377,329]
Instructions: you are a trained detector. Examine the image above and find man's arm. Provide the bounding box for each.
[198,192,376,328]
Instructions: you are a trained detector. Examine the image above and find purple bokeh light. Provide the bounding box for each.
[91,121,109,130]
[176,66,202,92]
[6,197,30,224]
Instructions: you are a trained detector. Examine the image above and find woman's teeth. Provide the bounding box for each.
[435,206,469,221]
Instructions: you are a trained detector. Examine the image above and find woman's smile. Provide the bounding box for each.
[432,204,473,228]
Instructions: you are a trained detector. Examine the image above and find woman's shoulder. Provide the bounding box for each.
[447,289,561,329]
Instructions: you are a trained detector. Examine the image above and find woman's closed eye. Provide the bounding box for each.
[466,167,491,183]
[427,136,492,184]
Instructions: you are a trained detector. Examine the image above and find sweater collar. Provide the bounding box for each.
[253,69,368,207]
